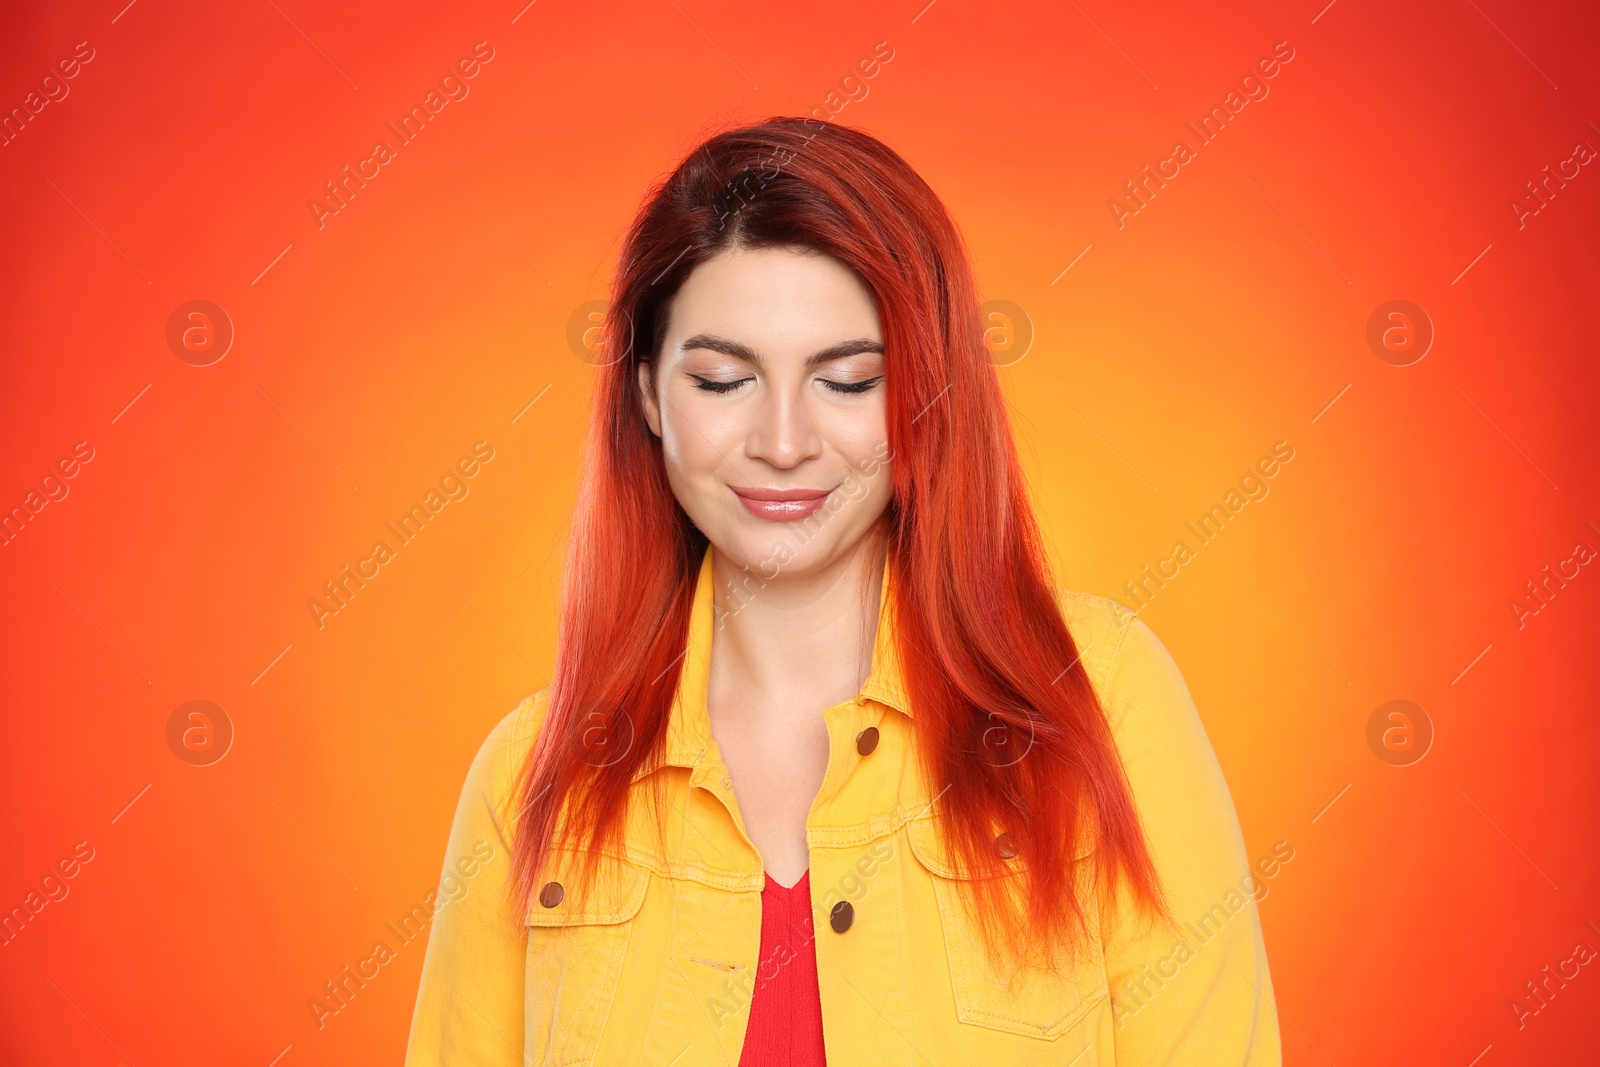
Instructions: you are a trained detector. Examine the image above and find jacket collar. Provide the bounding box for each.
[632,542,912,783]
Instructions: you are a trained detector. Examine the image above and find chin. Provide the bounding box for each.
[705,524,799,574]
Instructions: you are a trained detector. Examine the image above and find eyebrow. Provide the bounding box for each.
[679,333,884,367]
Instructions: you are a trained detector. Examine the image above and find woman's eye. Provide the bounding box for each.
[690,375,751,394]
[821,376,883,395]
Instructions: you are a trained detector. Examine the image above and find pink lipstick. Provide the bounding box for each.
[730,486,832,521]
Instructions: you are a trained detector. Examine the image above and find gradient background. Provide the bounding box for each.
[3,0,1598,1063]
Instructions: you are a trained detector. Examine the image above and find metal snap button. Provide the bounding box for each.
[830,899,855,933]
[995,832,1018,859]
[539,881,564,908]
[855,726,880,756]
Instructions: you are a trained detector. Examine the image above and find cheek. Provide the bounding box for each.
[658,425,717,501]
[833,413,893,509]
[836,405,889,469]
[855,460,894,516]
[658,392,742,491]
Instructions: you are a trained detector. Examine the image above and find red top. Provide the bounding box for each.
[737,869,827,1067]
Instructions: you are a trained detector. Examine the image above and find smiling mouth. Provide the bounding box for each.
[729,486,833,521]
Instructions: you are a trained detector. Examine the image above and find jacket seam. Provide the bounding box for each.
[1095,603,1141,723]
[1051,589,1138,695]
[490,690,543,839]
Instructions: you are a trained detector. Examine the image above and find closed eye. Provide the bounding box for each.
[690,374,752,394]
[821,376,883,395]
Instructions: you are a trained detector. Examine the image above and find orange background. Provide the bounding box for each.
[3,1,1597,1063]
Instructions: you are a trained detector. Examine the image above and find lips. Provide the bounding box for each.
[730,486,833,521]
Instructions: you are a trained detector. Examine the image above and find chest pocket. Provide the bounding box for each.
[523,848,652,1067]
[906,816,1108,1040]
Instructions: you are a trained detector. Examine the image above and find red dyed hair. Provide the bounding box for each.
[511,115,1168,972]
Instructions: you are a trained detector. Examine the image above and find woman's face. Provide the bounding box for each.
[638,244,893,578]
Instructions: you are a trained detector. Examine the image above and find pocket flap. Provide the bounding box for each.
[906,816,1093,879]
[524,850,651,927]
[905,817,1109,1039]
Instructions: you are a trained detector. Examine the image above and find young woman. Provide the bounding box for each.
[406,117,1281,1066]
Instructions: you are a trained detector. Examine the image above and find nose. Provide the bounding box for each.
[744,380,822,470]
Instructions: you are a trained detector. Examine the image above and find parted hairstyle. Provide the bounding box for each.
[510,115,1169,974]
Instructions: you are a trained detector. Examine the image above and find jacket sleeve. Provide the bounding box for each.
[1095,612,1283,1065]
[404,694,543,1066]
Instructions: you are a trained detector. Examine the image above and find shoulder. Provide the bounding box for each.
[1050,588,1191,737]
[1050,590,1247,891]
[460,687,552,810]
[1049,587,1138,693]
[486,686,552,760]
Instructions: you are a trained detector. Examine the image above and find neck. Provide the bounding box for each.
[706,529,888,717]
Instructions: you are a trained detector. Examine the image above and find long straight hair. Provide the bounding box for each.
[512,115,1167,972]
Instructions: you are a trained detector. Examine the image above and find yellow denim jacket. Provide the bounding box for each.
[405,546,1282,1065]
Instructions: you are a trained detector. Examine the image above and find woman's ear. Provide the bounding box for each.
[637,361,662,437]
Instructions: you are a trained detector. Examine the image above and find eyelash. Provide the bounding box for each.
[689,375,883,396]
[690,375,749,394]
[823,376,883,395]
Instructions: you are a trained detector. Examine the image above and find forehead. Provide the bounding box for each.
[665,245,881,346]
